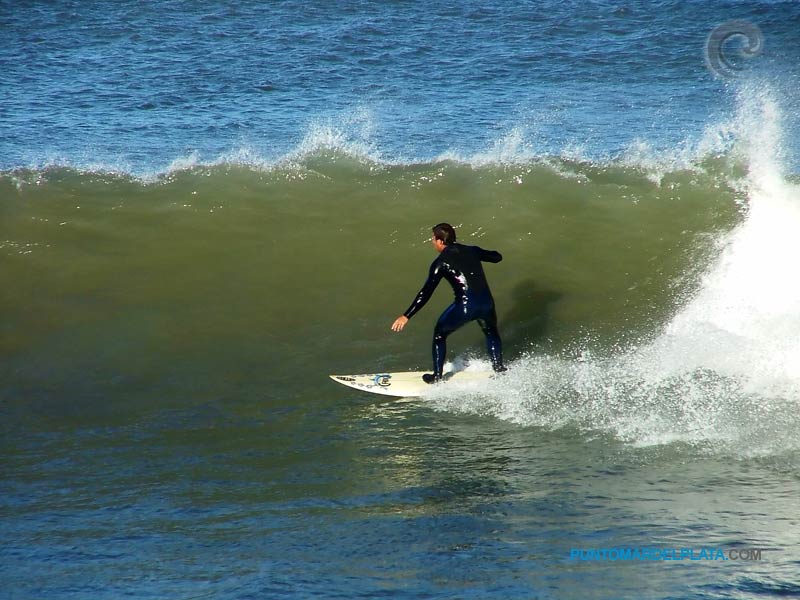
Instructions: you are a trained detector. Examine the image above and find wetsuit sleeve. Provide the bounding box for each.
[403,260,443,319]
[478,247,502,263]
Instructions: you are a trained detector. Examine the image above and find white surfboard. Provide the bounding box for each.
[329,370,494,398]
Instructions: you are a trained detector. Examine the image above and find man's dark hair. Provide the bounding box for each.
[432,223,456,245]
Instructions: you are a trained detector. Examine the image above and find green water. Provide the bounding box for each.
[1,159,741,423]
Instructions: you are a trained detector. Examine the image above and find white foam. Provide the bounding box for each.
[7,96,769,189]
[662,88,800,386]
[436,126,540,167]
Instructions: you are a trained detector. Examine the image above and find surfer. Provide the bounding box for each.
[391,223,507,383]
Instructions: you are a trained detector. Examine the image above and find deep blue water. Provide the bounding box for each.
[2,0,799,173]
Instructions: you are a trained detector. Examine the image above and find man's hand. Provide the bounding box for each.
[391,315,409,332]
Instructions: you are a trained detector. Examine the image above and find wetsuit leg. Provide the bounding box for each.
[476,306,505,372]
[432,303,470,377]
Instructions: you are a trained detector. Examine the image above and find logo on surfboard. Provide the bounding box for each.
[372,374,392,387]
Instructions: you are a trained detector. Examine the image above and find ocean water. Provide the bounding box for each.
[2,1,800,598]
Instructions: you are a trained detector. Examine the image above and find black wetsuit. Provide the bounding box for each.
[403,243,505,378]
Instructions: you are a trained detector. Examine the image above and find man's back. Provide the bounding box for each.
[435,242,502,301]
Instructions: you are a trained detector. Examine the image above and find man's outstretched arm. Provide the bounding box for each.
[391,261,442,332]
[478,247,502,263]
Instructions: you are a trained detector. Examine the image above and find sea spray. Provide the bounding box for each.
[426,87,800,459]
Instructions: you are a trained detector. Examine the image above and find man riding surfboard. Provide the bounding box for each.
[391,223,507,383]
